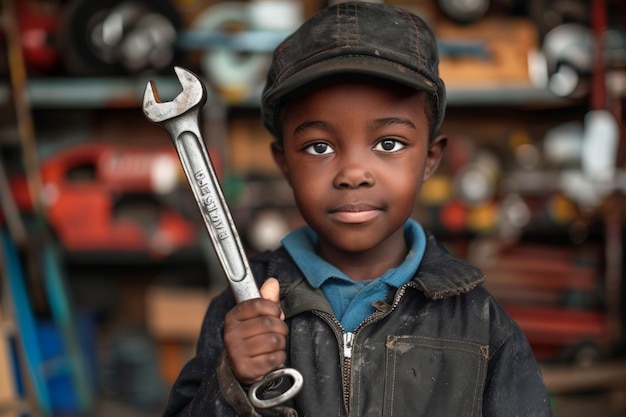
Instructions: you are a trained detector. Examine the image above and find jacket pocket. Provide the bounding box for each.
[382,335,488,417]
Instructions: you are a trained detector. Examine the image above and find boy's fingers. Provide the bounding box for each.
[230,315,288,340]
[226,299,280,324]
[233,350,287,385]
[260,277,280,303]
[260,277,285,321]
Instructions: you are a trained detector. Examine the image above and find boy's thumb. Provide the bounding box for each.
[260,277,281,304]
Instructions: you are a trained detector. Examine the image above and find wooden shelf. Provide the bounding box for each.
[0,77,570,109]
[541,360,626,394]
[0,75,188,109]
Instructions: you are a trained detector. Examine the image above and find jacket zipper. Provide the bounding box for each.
[342,332,354,413]
[314,311,352,412]
[343,332,354,358]
[312,282,417,414]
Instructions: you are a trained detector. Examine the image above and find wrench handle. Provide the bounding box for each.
[170,125,303,408]
[174,129,260,302]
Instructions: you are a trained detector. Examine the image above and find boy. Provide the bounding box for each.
[163,2,552,416]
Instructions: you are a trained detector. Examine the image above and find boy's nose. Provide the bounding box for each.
[333,158,375,189]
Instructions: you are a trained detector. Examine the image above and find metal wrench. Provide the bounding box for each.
[143,66,303,409]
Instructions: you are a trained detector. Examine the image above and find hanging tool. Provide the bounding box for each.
[143,66,303,409]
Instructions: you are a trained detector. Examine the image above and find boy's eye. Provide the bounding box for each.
[374,139,405,152]
[304,142,334,155]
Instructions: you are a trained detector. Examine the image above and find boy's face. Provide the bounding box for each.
[272,78,446,265]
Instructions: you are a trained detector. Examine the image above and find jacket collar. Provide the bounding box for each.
[413,233,485,300]
[266,231,485,316]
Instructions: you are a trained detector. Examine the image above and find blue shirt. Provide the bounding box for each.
[281,219,427,331]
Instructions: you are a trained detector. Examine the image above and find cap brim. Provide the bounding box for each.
[264,55,438,104]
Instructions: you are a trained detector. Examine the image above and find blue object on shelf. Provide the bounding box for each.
[42,242,95,412]
[1,229,96,415]
[1,229,53,416]
[36,313,98,414]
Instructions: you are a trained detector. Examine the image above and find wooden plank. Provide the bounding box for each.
[0,306,19,416]
[541,361,626,394]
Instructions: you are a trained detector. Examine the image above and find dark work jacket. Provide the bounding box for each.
[163,232,553,417]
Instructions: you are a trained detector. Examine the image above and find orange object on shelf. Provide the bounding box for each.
[5,143,224,258]
[437,18,539,87]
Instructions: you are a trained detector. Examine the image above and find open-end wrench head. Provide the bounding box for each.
[143,66,207,123]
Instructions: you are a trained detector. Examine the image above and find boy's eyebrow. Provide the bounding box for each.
[371,117,417,130]
[292,118,416,136]
[292,120,334,136]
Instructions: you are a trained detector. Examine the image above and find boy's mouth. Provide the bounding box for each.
[329,203,382,223]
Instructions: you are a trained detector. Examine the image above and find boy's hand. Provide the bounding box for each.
[224,277,288,385]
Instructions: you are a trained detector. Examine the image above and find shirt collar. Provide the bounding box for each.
[281,219,427,288]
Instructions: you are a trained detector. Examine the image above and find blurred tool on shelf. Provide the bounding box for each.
[59,0,182,75]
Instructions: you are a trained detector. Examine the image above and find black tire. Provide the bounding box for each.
[561,340,604,367]
[59,0,181,75]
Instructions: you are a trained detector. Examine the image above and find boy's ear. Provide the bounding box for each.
[271,141,289,179]
[423,134,447,182]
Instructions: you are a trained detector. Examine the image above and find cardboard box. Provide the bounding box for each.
[145,285,218,341]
